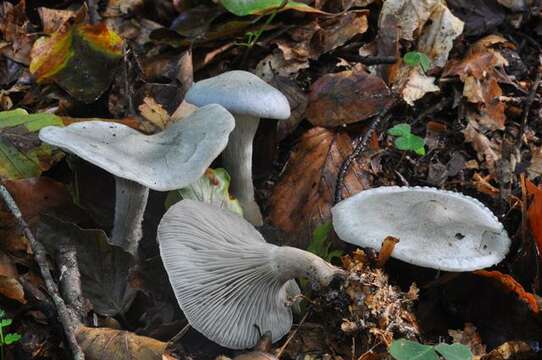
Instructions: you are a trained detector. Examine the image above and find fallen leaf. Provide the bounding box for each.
[472,173,499,197]
[37,215,137,316]
[0,251,25,303]
[525,179,542,261]
[30,21,123,103]
[269,127,371,241]
[444,35,510,130]
[139,97,170,130]
[377,236,400,267]
[220,0,326,16]
[1,177,70,223]
[276,12,368,63]
[448,323,487,357]
[306,67,394,127]
[462,119,500,172]
[447,0,505,37]
[393,67,439,106]
[0,109,65,180]
[0,1,36,65]
[481,341,533,359]
[527,146,542,180]
[378,0,440,41]
[417,2,464,69]
[475,270,539,313]
[77,326,166,360]
[38,7,76,34]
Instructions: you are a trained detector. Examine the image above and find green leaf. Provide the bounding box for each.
[4,333,22,345]
[390,339,439,360]
[307,221,333,256]
[0,109,65,180]
[387,123,411,137]
[0,318,12,328]
[165,168,243,216]
[435,343,473,360]
[0,309,6,318]
[394,134,425,152]
[220,0,322,16]
[403,51,431,72]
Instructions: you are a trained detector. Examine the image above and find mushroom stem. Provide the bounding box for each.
[111,177,149,255]
[273,246,344,287]
[222,114,263,226]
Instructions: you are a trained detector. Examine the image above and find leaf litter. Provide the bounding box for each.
[0,0,541,359]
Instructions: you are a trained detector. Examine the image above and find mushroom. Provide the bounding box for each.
[39,104,235,255]
[185,70,291,226]
[158,199,343,349]
[331,186,511,272]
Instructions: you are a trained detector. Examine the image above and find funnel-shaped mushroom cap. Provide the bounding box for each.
[185,71,290,120]
[331,186,511,272]
[158,199,339,349]
[39,104,235,191]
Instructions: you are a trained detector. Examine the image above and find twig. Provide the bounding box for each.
[58,244,85,321]
[334,100,397,204]
[276,308,312,359]
[516,71,541,147]
[0,186,85,360]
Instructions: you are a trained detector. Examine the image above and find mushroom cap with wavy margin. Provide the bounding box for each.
[38,104,235,191]
[331,186,511,272]
[158,199,305,350]
[185,70,291,120]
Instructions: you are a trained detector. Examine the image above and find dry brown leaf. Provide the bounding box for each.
[77,326,166,360]
[0,251,25,303]
[306,67,394,127]
[472,173,499,197]
[449,323,487,357]
[393,67,439,106]
[526,179,542,261]
[269,127,371,239]
[462,119,500,172]
[0,1,36,65]
[481,341,533,359]
[275,11,368,63]
[38,7,76,34]
[444,35,510,130]
[527,146,542,180]
[139,96,170,130]
[378,0,440,41]
[475,270,539,313]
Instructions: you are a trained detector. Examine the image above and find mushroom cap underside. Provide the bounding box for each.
[331,186,511,271]
[185,70,291,120]
[39,104,235,191]
[158,199,296,349]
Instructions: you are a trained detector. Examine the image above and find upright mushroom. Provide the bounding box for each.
[39,104,235,255]
[185,70,291,226]
[331,186,511,271]
[158,199,343,349]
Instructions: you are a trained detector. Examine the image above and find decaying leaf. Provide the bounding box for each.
[474,270,539,313]
[444,35,510,130]
[269,127,371,240]
[379,0,440,41]
[0,252,25,303]
[38,7,76,34]
[139,96,170,130]
[525,179,542,261]
[462,119,500,172]
[0,0,36,65]
[30,21,123,103]
[37,215,137,316]
[448,323,487,357]
[393,67,439,106]
[0,109,65,180]
[76,326,166,360]
[306,67,394,127]
[275,11,368,64]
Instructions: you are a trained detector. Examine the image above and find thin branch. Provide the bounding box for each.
[276,308,312,359]
[334,100,397,204]
[0,186,85,360]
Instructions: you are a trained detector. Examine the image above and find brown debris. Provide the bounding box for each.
[269,127,371,241]
[306,67,394,127]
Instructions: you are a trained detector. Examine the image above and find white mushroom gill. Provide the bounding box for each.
[331,186,511,271]
[158,199,343,349]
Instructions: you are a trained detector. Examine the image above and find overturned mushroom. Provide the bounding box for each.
[185,70,290,226]
[39,105,235,255]
[331,186,511,272]
[158,199,343,349]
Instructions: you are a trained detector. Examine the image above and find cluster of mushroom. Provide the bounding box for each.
[39,70,513,352]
